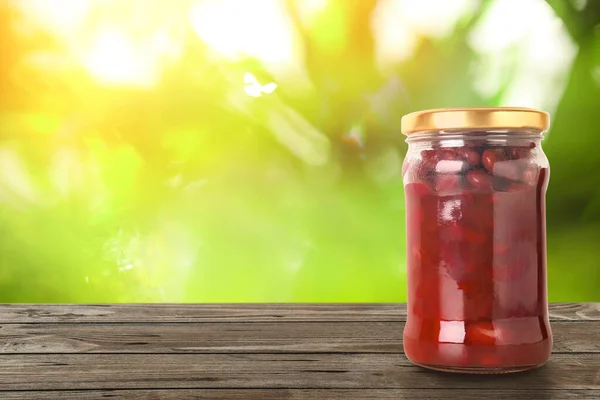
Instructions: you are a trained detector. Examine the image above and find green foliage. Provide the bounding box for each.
[0,0,598,302]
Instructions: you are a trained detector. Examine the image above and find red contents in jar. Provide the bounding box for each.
[403,141,551,372]
[458,148,481,167]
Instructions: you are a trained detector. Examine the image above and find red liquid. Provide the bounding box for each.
[403,143,552,373]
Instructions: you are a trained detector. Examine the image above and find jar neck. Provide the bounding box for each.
[406,132,544,147]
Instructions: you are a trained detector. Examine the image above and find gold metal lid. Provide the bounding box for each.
[401,107,550,135]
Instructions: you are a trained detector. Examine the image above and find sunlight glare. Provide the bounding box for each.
[13,0,182,88]
[468,0,577,112]
[373,0,477,71]
[372,0,417,70]
[293,0,328,24]
[397,0,478,38]
[13,0,93,35]
[244,72,277,97]
[82,29,160,87]
[190,0,297,70]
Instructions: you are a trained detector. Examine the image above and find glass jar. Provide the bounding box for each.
[401,107,552,374]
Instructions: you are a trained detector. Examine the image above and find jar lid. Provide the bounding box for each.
[401,107,549,135]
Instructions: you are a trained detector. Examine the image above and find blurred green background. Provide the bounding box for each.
[0,0,598,302]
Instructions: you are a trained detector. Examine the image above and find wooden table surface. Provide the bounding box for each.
[0,303,599,399]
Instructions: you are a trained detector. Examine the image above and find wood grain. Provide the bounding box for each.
[1,303,598,324]
[0,303,598,398]
[0,353,598,391]
[1,389,599,400]
[0,321,597,354]
[0,322,399,354]
[0,304,403,323]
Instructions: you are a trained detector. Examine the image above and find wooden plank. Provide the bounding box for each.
[0,389,598,400]
[1,303,598,324]
[548,303,600,321]
[0,304,404,323]
[0,353,598,391]
[0,322,398,354]
[552,323,600,353]
[0,322,596,354]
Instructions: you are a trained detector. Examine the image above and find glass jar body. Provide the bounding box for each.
[402,132,552,373]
